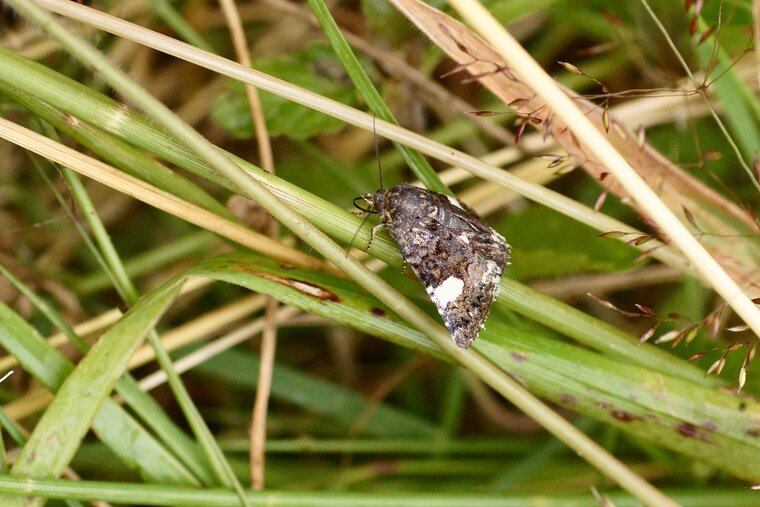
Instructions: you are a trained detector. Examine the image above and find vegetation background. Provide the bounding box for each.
[0,0,759,505]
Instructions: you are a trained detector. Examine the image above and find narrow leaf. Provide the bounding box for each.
[7,278,184,483]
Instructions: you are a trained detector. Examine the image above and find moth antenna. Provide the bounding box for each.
[372,115,384,190]
[346,211,373,256]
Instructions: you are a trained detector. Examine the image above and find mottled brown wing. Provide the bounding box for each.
[384,187,510,348]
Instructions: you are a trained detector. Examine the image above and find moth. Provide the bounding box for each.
[357,184,510,348]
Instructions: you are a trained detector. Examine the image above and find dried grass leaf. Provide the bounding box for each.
[389,0,760,292]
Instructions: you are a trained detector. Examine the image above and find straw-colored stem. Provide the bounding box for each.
[9,1,673,504]
[447,0,760,349]
[31,0,693,276]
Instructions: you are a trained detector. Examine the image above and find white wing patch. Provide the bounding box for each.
[429,276,464,309]
[373,184,510,349]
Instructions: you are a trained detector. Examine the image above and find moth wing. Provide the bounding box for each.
[393,224,509,348]
[430,192,503,237]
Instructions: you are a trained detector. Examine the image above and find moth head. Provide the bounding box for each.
[371,189,387,212]
[352,190,387,214]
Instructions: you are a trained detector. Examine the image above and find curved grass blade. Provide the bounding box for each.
[1,77,232,220]
[0,277,186,506]
[188,251,760,480]
[306,0,449,195]
[0,302,202,485]
[196,349,438,439]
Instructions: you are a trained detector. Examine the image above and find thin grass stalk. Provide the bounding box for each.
[25,0,694,278]
[0,40,693,281]
[306,0,448,194]
[445,0,760,344]
[7,1,676,505]
[0,262,217,485]
[640,0,760,188]
[0,116,709,386]
[217,0,279,489]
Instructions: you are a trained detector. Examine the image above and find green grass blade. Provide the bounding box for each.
[197,349,438,439]
[0,301,197,485]
[0,277,186,506]
[0,78,232,220]
[142,0,214,52]
[0,262,217,486]
[74,231,216,295]
[306,0,448,194]
[144,328,251,498]
[0,475,755,507]
[31,108,245,493]
[478,326,760,481]
[186,252,760,479]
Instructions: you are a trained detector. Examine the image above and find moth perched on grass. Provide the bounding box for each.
[356,184,510,348]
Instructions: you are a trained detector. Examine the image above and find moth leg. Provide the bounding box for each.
[366,223,386,252]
